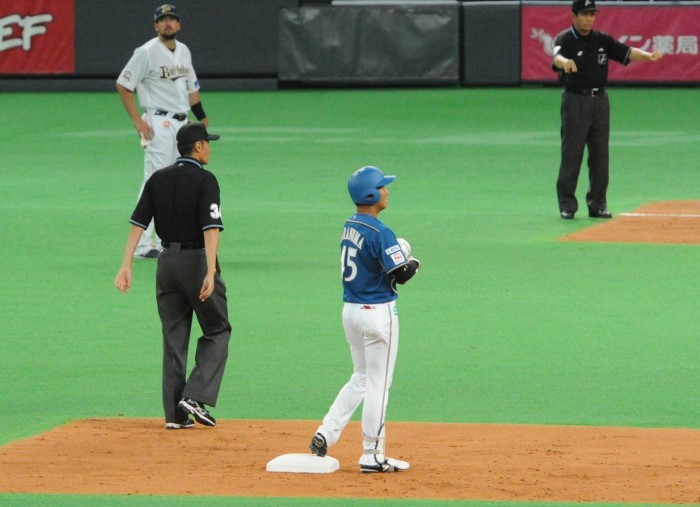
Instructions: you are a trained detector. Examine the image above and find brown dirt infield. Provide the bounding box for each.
[1,419,699,503]
[561,200,700,244]
[3,201,698,503]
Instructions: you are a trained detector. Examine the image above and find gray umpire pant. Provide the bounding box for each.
[156,244,231,423]
[556,90,611,213]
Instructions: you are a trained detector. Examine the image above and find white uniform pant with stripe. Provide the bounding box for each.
[317,301,399,454]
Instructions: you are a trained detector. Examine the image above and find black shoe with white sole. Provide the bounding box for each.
[309,433,327,457]
[178,397,216,427]
[560,210,575,220]
[588,209,612,218]
[165,418,195,430]
[359,455,410,473]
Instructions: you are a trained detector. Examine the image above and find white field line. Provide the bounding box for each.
[620,212,700,218]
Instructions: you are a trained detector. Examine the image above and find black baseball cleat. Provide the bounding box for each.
[359,455,410,473]
[560,211,575,220]
[309,433,327,457]
[178,397,216,427]
[588,209,612,219]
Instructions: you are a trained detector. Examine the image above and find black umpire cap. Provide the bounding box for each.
[177,123,220,148]
[572,0,597,13]
[154,4,179,22]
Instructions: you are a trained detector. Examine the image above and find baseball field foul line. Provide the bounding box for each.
[620,212,700,218]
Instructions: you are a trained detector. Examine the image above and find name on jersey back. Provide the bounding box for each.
[342,227,365,249]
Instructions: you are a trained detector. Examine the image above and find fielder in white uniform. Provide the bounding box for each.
[309,166,421,473]
[117,4,210,258]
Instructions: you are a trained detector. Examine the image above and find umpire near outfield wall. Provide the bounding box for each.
[114,122,231,430]
[552,0,663,220]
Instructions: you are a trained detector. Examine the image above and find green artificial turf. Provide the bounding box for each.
[0,88,698,506]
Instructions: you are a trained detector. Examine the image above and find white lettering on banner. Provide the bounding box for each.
[618,35,699,56]
[653,35,676,55]
[0,14,53,52]
[531,28,699,59]
[619,35,650,51]
[531,26,700,60]
[531,28,555,56]
[676,36,698,55]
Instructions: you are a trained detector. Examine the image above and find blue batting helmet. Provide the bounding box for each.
[347,166,396,205]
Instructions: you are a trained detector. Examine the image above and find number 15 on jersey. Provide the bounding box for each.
[341,245,358,282]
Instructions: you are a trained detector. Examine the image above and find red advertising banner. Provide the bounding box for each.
[522,4,700,82]
[0,0,74,74]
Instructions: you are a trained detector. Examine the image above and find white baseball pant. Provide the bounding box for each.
[316,300,399,456]
[135,112,187,256]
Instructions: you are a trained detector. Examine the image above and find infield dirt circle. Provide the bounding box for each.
[1,419,698,503]
[1,201,698,503]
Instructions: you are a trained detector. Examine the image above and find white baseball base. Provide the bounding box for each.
[266,453,339,474]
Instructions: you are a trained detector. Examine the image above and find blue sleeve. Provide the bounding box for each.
[379,229,407,273]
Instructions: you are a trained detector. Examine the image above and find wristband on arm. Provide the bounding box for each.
[191,102,207,121]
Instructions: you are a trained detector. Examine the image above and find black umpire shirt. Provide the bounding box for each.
[130,157,224,244]
[552,26,631,90]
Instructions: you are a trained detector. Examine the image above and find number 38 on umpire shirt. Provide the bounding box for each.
[130,157,223,244]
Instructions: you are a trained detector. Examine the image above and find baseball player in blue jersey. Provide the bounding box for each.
[309,166,421,473]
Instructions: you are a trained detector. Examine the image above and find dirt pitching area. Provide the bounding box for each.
[1,419,699,503]
[561,200,700,244]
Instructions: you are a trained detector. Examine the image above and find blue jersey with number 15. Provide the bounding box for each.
[341,213,408,304]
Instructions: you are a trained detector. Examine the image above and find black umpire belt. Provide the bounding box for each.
[566,88,604,96]
[154,109,187,121]
[161,241,204,250]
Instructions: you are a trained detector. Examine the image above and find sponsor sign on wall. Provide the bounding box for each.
[0,0,74,74]
[522,5,700,82]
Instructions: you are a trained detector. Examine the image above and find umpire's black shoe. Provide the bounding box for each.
[309,433,327,457]
[588,209,613,219]
[165,418,195,430]
[178,397,216,427]
[560,210,575,220]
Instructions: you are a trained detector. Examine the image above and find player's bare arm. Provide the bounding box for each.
[199,228,220,301]
[114,225,144,293]
[116,83,155,140]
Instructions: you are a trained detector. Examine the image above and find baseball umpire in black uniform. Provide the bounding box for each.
[115,122,231,429]
[552,0,662,220]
